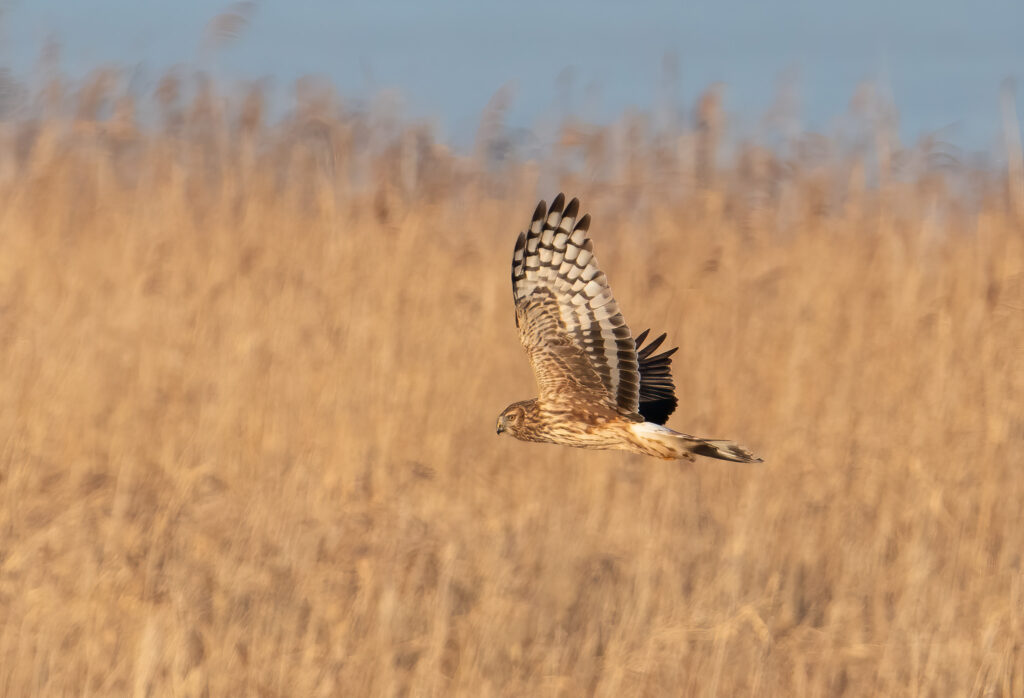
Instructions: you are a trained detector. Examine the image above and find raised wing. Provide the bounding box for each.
[511,194,640,415]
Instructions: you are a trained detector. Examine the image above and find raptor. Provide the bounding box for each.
[496,194,762,463]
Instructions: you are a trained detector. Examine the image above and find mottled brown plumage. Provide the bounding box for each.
[496,194,762,463]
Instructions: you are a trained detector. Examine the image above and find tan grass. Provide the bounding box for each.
[0,74,1022,697]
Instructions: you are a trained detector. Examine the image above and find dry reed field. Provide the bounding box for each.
[1,71,1023,697]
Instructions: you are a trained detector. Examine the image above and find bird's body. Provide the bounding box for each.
[499,398,635,450]
[496,194,762,463]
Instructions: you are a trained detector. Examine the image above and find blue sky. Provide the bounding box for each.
[1,0,1022,151]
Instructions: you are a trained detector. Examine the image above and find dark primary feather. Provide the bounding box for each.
[634,329,679,425]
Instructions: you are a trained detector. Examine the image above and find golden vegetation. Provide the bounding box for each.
[0,72,1022,696]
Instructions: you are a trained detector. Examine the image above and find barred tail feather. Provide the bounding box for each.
[630,422,763,463]
[686,438,763,463]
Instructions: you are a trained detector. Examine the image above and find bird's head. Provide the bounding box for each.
[496,400,534,438]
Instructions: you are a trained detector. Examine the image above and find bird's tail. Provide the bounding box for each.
[630,422,763,463]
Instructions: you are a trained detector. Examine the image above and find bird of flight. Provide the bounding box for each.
[496,194,762,463]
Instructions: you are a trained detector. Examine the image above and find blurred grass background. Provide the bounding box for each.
[0,64,1022,697]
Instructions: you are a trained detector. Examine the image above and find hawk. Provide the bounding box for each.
[496,194,762,463]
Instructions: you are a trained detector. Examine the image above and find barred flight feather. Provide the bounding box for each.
[512,194,640,415]
[499,194,762,464]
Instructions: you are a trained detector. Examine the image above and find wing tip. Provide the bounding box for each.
[637,329,679,422]
[563,197,580,221]
[550,192,566,215]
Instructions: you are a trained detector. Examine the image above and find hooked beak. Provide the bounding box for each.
[496,419,506,435]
